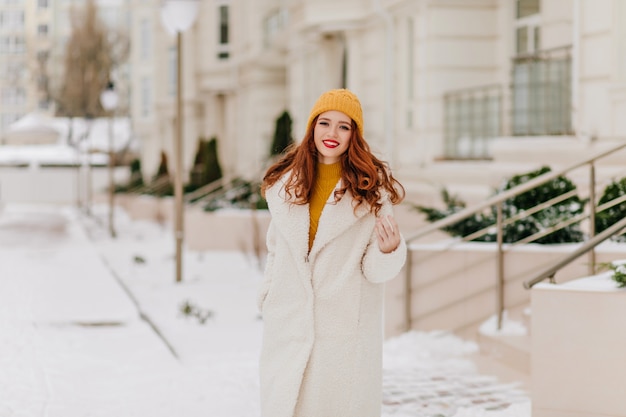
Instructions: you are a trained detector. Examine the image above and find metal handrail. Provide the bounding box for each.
[403,140,626,331]
[460,188,580,243]
[184,176,232,204]
[406,141,626,244]
[523,215,626,289]
[125,175,171,195]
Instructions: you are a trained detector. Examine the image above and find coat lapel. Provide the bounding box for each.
[265,178,311,266]
[265,177,371,266]
[309,183,370,260]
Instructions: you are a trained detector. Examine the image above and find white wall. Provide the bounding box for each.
[532,274,626,417]
[0,166,127,205]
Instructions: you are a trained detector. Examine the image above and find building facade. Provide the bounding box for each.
[134,0,626,189]
[5,0,624,190]
[0,0,130,142]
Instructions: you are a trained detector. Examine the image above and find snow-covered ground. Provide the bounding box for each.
[0,203,530,416]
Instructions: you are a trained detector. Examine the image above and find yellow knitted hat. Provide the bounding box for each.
[306,89,364,136]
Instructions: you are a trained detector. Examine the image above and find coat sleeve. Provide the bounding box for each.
[361,198,407,284]
[257,219,277,311]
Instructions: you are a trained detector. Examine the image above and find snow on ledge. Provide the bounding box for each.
[534,272,625,292]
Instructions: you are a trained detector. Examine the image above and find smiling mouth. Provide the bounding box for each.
[323,140,339,148]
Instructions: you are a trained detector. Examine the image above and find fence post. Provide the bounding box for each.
[588,162,596,275]
[496,201,505,330]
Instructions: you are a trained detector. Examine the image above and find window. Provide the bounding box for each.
[0,36,26,54]
[516,0,539,19]
[512,49,572,136]
[444,86,502,159]
[37,24,49,37]
[0,61,22,81]
[219,5,229,44]
[515,0,540,55]
[37,50,49,63]
[140,18,151,61]
[1,87,26,106]
[217,4,229,59]
[0,10,25,30]
[511,0,570,136]
[263,8,289,48]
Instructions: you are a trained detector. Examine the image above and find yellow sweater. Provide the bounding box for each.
[309,162,342,251]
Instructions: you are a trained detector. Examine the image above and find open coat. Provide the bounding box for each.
[258,176,407,417]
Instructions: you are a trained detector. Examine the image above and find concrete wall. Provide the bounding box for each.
[112,193,271,254]
[532,274,626,417]
[0,166,128,205]
[382,240,626,339]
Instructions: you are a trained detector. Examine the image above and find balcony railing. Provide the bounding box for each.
[511,45,573,136]
[443,46,574,159]
[443,84,503,159]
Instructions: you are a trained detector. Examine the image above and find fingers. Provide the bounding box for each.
[376,215,400,253]
[377,215,397,237]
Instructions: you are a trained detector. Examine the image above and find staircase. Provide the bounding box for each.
[474,306,531,387]
[388,139,626,413]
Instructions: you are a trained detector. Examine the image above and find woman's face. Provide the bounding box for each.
[313,110,352,164]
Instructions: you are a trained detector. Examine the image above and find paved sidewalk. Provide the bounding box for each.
[0,204,530,417]
[0,206,204,417]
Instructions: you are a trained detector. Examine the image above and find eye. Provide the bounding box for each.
[340,125,351,131]
[318,120,329,126]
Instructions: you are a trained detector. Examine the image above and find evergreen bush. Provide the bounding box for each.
[114,158,144,192]
[149,150,173,196]
[595,178,626,242]
[270,111,293,156]
[186,137,223,193]
[413,166,586,244]
[203,179,266,212]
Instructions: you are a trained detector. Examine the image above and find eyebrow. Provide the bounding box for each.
[318,117,351,126]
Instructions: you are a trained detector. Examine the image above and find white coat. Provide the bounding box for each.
[258,175,407,417]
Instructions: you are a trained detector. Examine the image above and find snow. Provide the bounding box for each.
[0,203,530,416]
[1,115,135,166]
[0,144,107,166]
[534,272,625,292]
[479,312,528,337]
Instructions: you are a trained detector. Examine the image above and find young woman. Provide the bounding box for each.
[258,89,406,417]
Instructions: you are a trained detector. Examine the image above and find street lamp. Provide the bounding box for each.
[100,81,119,238]
[160,0,200,283]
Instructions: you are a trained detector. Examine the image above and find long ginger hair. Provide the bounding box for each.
[262,116,404,215]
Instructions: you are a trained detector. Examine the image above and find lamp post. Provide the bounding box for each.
[160,0,200,283]
[100,81,119,238]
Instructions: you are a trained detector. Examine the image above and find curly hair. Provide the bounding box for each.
[262,116,404,215]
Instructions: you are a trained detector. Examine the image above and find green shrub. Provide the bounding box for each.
[412,166,586,244]
[203,179,266,212]
[270,111,293,156]
[114,158,145,193]
[186,137,223,193]
[148,150,173,196]
[595,178,626,242]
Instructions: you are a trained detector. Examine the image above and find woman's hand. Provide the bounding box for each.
[375,215,401,253]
